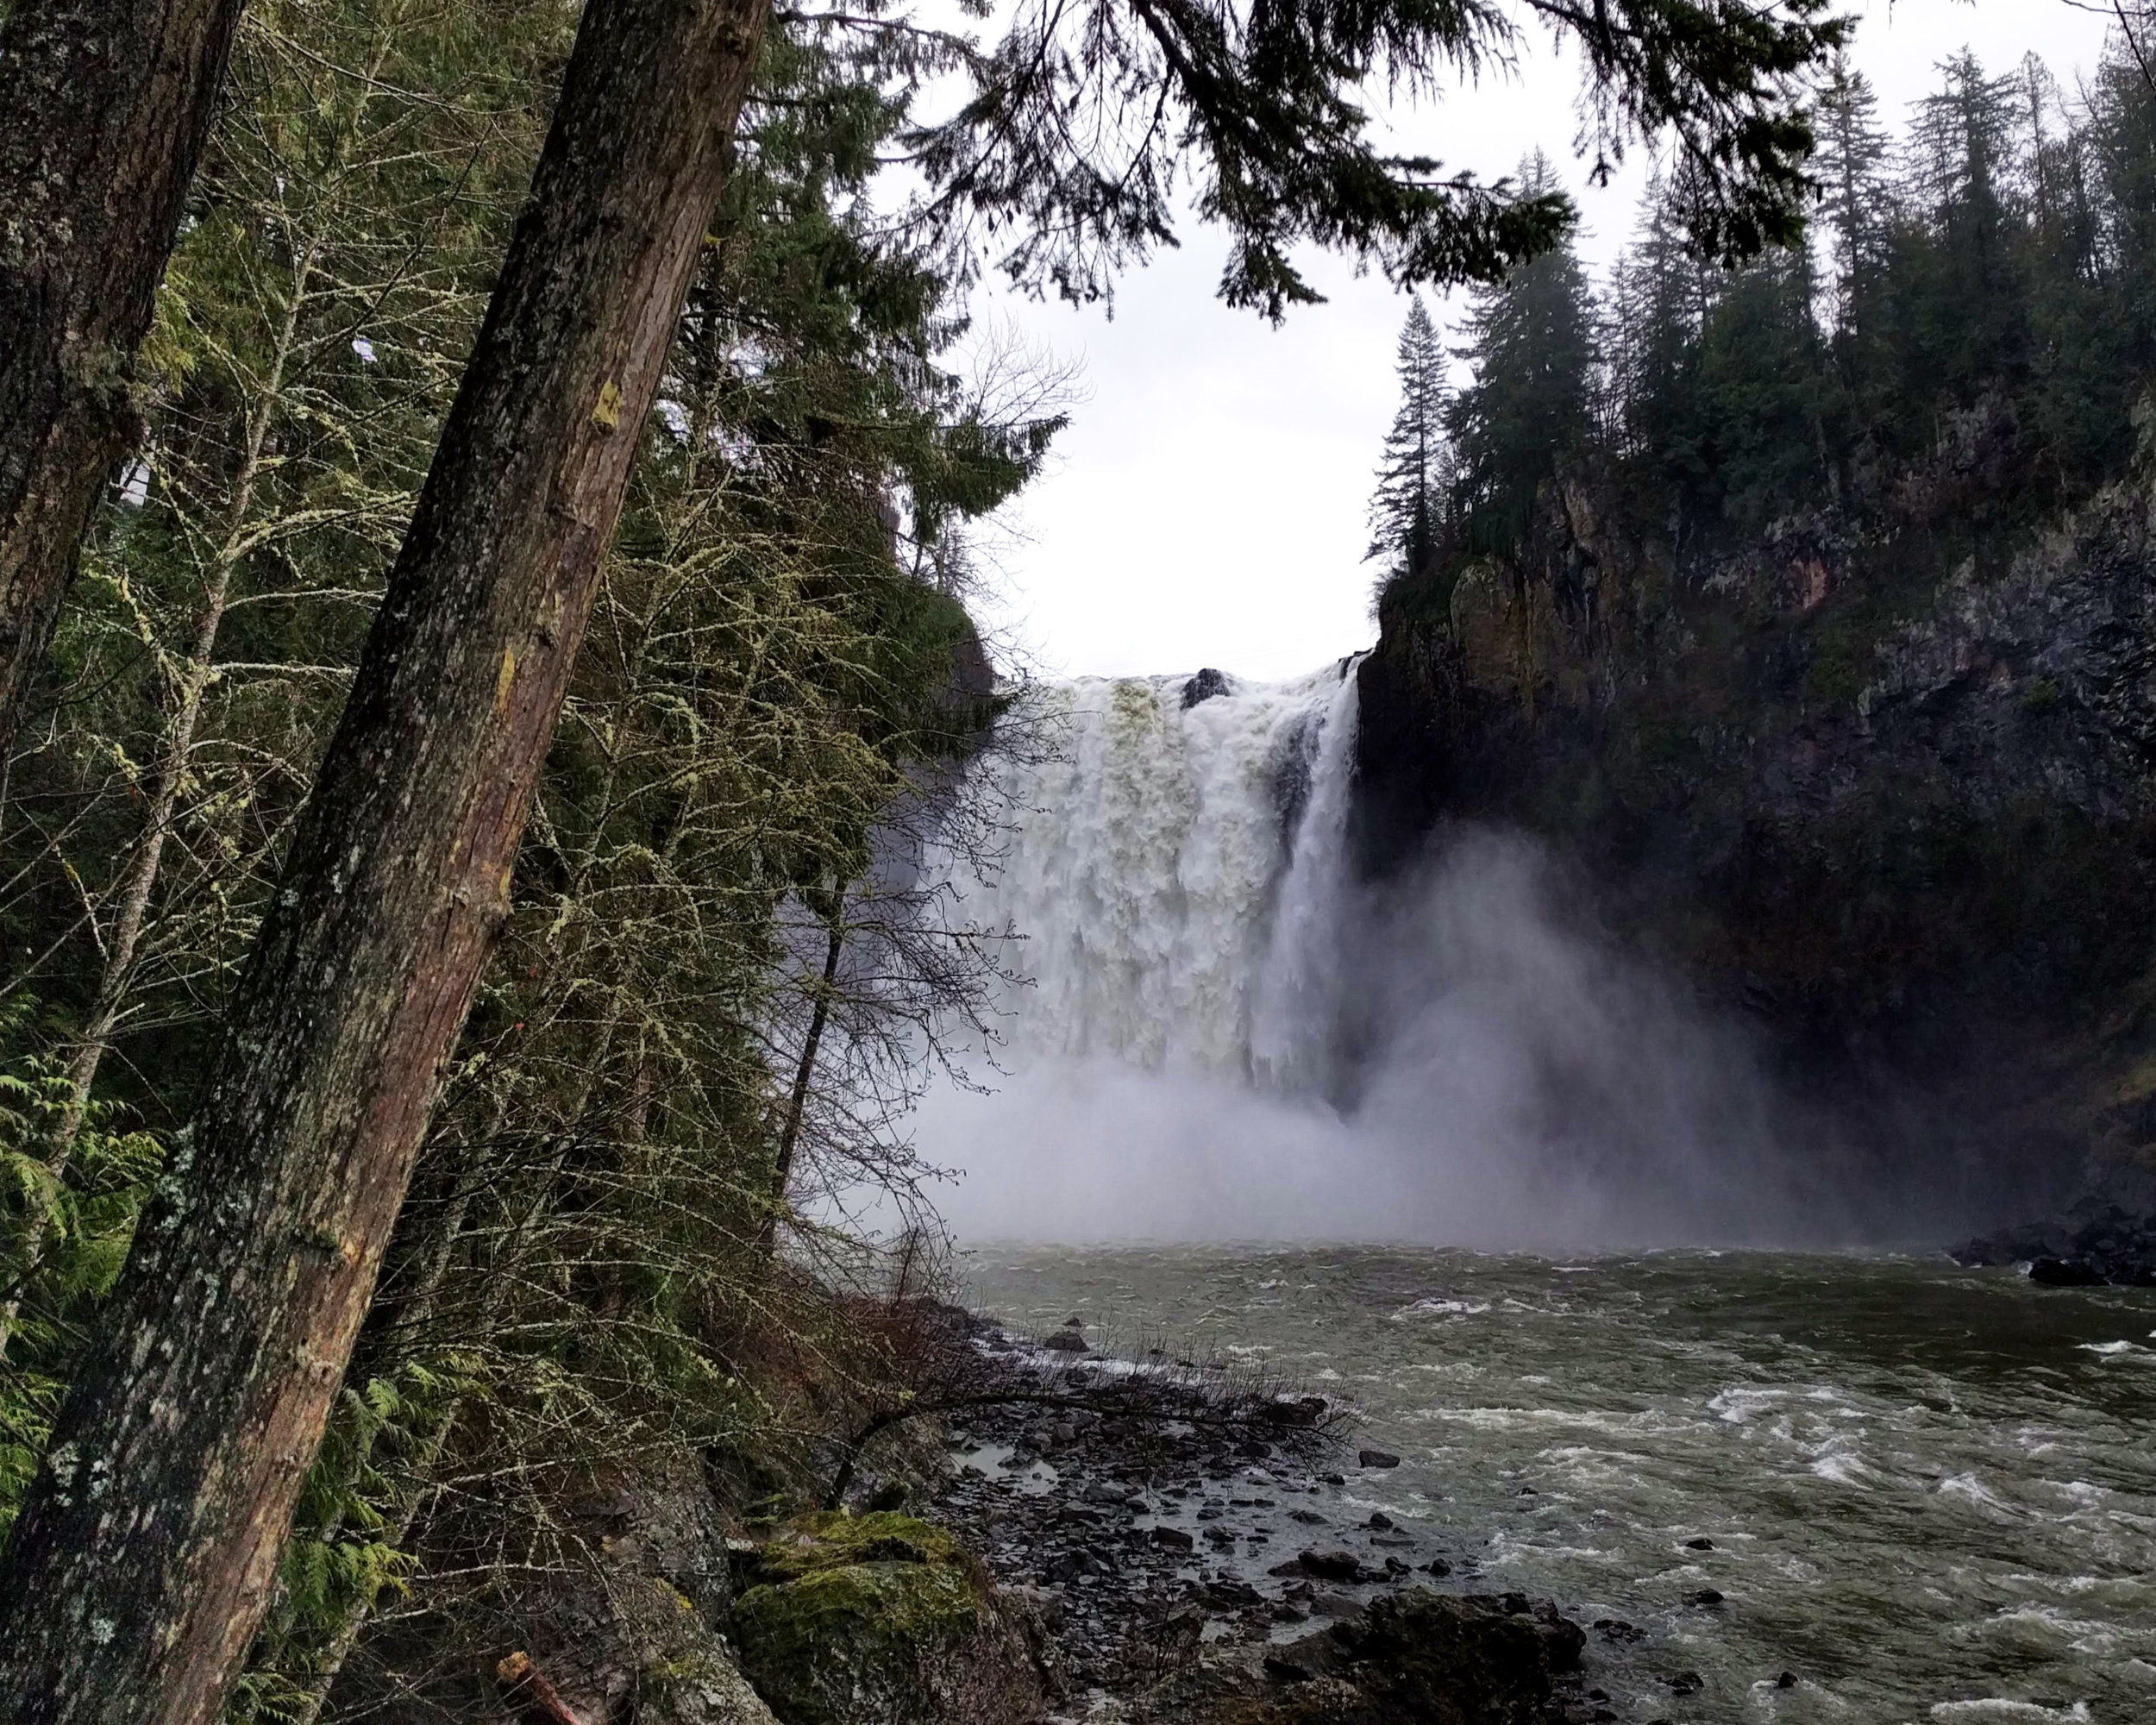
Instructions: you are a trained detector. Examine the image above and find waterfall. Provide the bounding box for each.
[943,659,1363,1084]
[919,654,1837,1246]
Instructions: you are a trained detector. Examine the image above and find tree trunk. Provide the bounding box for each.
[0,0,770,1715]
[761,904,846,1256]
[0,0,252,755]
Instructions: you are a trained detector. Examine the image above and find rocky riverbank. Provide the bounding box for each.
[1948,1198,2156,1284]
[918,1315,1620,1725]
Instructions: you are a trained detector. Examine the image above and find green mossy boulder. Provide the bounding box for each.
[729,1513,1058,1725]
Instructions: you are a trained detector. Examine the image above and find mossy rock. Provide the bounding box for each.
[730,1514,1055,1725]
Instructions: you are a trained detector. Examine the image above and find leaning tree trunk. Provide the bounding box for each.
[0,0,253,756]
[0,0,770,1716]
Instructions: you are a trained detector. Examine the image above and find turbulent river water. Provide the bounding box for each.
[916,667,2156,1721]
[962,1245,2156,1725]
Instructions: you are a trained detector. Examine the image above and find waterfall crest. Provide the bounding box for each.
[943,661,1362,1082]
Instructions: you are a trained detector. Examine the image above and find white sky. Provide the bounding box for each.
[957,0,2118,681]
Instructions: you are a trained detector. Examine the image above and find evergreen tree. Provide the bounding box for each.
[1814,56,1894,339]
[1367,298,1448,583]
[1695,238,1839,526]
[1609,173,1714,528]
[1446,156,1600,565]
[1894,52,2030,405]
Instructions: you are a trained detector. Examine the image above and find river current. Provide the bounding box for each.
[920,668,2156,1719]
[960,1245,2156,1725]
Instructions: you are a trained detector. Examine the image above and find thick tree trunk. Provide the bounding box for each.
[0,0,769,1716]
[0,0,251,755]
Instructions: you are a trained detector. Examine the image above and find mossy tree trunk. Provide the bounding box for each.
[0,0,251,755]
[0,0,771,1716]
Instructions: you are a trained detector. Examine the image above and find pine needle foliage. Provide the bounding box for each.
[1367,297,1448,588]
[909,0,1849,318]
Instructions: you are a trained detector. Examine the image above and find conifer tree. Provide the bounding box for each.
[0,0,255,757]
[1446,156,1601,563]
[1815,56,1895,336]
[1367,298,1448,583]
[1609,173,1714,526]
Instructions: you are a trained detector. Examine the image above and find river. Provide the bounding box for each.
[958,1245,2156,1725]
[921,668,2156,1720]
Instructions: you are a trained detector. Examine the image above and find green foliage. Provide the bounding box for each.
[1376,38,2156,637]
[0,1004,164,1539]
[1367,298,1448,588]
[912,0,1846,317]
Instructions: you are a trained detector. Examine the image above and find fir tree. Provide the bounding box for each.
[1446,156,1600,564]
[1814,56,1894,336]
[1367,298,1448,584]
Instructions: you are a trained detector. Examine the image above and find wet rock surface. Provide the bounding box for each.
[729,1512,1060,1725]
[1947,1198,2156,1285]
[925,1324,1608,1722]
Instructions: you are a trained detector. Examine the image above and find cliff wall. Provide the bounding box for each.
[1354,414,2156,1211]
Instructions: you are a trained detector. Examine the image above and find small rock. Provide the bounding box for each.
[1687,1588,1724,1607]
[1777,1671,1799,1689]
[1357,1449,1401,1470]
[1667,1671,1705,1695]
[1263,1654,1314,1684]
[1042,1327,1090,1353]
[2028,1257,2102,1286]
[1683,1537,1715,1551]
[1294,1548,1363,1582]
[1366,1511,1394,1531]
[1150,1525,1194,1552]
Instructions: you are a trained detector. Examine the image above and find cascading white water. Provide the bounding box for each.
[918,653,1849,1246]
[941,660,1363,1083]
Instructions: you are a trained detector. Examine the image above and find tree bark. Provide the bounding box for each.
[0,0,252,755]
[0,0,770,1716]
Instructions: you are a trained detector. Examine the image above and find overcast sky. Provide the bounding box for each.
[953,0,2118,683]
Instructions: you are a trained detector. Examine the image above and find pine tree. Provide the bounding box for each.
[0,0,253,756]
[1902,51,2030,398]
[1367,298,1448,585]
[1609,173,1713,528]
[1446,155,1600,564]
[1814,56,1894,336]
[1695,237,1839,526]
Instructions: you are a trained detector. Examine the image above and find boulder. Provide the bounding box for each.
[729,1513,1060,1725]
[1181,668,1232,709]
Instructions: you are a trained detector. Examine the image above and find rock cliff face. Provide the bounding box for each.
[1353,434,2156,1216]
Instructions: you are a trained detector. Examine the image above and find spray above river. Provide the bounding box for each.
[918,662,1875,1248]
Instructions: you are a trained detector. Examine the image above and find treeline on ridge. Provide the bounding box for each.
[1371,46,2156,622]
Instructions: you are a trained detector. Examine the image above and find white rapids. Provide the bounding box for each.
[941,661,1363,1087]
